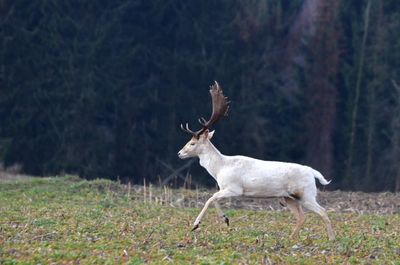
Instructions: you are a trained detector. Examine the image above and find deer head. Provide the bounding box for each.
[178,81,229,159]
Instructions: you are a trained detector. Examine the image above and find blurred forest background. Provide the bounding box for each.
[1,0,400,191]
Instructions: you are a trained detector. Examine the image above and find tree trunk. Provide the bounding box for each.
[392,80,400,192]
[345,0,371,188]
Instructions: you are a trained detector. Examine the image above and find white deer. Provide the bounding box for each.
[178,81,335,241]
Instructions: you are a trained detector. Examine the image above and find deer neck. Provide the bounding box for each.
[198,141,224,180]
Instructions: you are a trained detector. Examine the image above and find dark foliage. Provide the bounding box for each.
[1,0,400,191]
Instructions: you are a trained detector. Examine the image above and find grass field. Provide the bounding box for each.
[1,176,399,264]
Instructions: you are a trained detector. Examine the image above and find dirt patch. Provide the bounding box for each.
[222,190,399,214]
[220,191,400,214]
[138,185,400,215]
[318,190,400,214]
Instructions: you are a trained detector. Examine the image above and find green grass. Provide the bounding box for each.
[1,176,399,264]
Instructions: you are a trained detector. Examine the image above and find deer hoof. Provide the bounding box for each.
[223,215,230,226]
[191,223,200,231]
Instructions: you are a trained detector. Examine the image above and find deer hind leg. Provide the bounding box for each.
[301,198,336,241]
[284,197,305,238]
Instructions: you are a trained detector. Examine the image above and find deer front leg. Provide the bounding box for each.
[192,189,239,231]
[214,202,229,226]
[214,202,230,226]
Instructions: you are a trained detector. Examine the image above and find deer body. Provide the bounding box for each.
[178,81,335,241]
[214,156,317,197]
[186,132,328,199]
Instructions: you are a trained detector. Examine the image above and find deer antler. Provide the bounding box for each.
[180,81,229,138]
[196,81,229,135]
[180,123,198,135]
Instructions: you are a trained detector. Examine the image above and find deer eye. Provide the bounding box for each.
[190,143,195,146]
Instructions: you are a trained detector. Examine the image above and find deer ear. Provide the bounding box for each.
[207,130,215,140]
